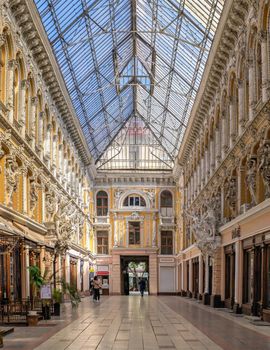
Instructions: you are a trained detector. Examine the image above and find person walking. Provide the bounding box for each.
[138,278,146,297]
[93,276,101,302]
[89,278,94,298]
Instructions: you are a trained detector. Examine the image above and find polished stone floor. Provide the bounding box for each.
[3,296,270,350]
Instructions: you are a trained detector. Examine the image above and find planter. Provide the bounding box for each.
[27,314,39,326]
[42,305,51,320]
[54,302,61,316]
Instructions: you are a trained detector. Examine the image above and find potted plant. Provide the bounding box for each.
[61,280,80,307]
[27,266,44,326]
[52,289,62,316]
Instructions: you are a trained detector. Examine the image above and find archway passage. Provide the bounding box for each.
[120,256,149,296]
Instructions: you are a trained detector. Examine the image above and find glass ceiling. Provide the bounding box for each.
[34,0,224,172]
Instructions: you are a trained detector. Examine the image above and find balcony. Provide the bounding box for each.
[94,216,110,226]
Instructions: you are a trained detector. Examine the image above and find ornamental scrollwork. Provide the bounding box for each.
[185,201,221,257]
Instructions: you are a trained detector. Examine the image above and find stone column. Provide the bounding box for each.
[199,254,204,297]
[181,262,184,292]
[238,80,245,135]
[200,156,204,188]
[189,259,193,295]
[248,58,256,121]
[45,123,52,167]
[65,253,70,284]
[260,31,269,102]
[210,248,222,307]
[77,260,81,291]
[56,255,62,289]
[38,112,45,153]
[114,213,118,247]
[83,259,90,292]
[205,149,209,182]
[215,128,221,167]
[41,184,46,224]
[21,166,28,215]
[149,253,158,295]
[58,144,62,178]
[7,59,16,124]
[221,112,227,159]
[197,162,201,192]
[111,253,121,295]
[40,246,46,276]
[229,96,236,149]
[204,255,209,294]
[30,97,37,149]
[20,79,28,138]
[183,260,187,293]
[210,138,215,175]
[52,134,57,176]
[25,245,30,298]
[234,240,242,312]
[152,213,157,247]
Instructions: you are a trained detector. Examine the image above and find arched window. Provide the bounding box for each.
[160,190,173,216]
[123,194,146,207]
[96,191,108,216]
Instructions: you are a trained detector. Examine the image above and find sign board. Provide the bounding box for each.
[97,271,109,276]
[40,284,52,299]
[97,265,109,272]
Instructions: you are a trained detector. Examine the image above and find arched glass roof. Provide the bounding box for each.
[34,0,224,172]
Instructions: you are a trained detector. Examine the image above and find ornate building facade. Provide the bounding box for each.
[0,0,94,300]
[92,175,182,295]
[177,0,270,322]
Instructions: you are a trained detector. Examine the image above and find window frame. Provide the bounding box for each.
[96,190,108,217]
[123,194,146,208]
[128,221,141,245]
[97,230,109,255]
[160,230,173,255]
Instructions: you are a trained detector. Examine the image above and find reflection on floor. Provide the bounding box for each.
[3,296,270,350]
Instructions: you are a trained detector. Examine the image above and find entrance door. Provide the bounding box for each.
[120,256,149,295]
[224,247,235,309]
[253,247,262,315]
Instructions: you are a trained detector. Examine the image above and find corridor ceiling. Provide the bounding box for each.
[34,0,224,172]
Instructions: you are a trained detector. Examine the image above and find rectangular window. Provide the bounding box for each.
[129,222,140,245]
[161,231,173,254]
[97,231,109,254]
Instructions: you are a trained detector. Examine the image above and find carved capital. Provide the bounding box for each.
[8,59,17,70]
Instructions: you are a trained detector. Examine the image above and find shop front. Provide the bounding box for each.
[242,232,270,321]
[96,265,110,295]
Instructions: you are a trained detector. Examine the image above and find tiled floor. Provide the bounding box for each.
[3,296,270,350]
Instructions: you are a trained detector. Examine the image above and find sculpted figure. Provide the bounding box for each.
[259,143,270,198]
[45,191,57,222]
[6,155,20,206]
[225,178,237,217]
[246,158,257,206]
[29,177,38,215]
